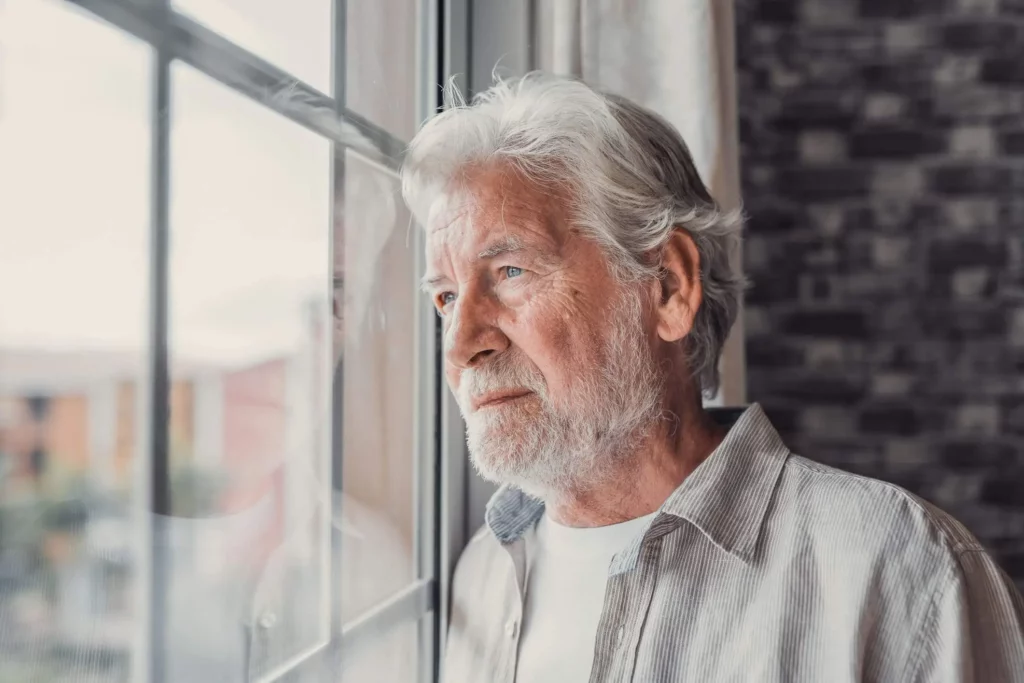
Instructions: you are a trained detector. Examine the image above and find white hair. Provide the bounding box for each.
[401,72,744,397]
[459,283,664,498]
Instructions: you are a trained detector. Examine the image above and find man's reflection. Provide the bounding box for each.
[159,179,415,683]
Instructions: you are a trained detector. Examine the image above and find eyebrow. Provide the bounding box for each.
[420,236,551,293]
[476,236,526,260]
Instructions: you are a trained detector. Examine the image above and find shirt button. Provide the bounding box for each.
[616,625,626,646]
[505,619,518,638]
[258,611,278,630]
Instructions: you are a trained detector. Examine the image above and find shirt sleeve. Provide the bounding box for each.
[911,549,1024,682]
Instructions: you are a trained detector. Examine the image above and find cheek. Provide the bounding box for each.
[513,308,599,391]
[445,365,462,396]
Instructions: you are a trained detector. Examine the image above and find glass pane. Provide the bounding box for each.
[336,149,418,626]
[339,617,420,682]
[172,0,332,94]
[346,0,418,140]
[166,64,332,682]
[0,2,150,682]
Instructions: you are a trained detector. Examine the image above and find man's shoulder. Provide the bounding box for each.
[779,454,983,564]
[453,524,505,587]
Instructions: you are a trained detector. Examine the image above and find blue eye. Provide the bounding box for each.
[439,292,456,307]
[504,266,524,278]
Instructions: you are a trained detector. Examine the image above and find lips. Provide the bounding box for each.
[471,390,532,411]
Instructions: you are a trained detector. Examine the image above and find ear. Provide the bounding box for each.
[652,228,702,343]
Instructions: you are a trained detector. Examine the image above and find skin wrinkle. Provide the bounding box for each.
[426,162,724,527]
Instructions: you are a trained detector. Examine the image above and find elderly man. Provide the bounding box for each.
[402,73,1024,682]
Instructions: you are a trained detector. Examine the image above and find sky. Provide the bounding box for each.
[0,0,339,369]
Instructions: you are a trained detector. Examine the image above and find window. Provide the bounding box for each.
[0,0,441,681]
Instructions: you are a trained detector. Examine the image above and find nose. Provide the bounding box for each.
[443,288,509,370]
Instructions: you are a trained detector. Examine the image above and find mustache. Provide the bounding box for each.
[459,352,546,404]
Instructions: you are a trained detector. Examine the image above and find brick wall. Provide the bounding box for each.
[736,0,1024,590]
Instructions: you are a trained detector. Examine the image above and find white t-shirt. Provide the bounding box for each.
[516,510,658,683]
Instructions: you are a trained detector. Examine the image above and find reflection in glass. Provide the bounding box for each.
[172,0,332,94]
[0,1,150,681]
[338,149,418,622]
[167,64,332,682]
[346,0,418,140]
[329,149,420,682]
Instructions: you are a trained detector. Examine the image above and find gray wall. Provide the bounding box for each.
[736,0,1024,590]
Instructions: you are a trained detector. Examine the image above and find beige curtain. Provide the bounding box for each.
[535,0,746,406]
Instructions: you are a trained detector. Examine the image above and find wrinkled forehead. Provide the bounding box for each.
[425,165,568,256]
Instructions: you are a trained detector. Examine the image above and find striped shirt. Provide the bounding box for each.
[443,404,1024,682]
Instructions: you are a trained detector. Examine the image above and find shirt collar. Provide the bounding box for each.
[653,403,789,564]
[484,403,790,565]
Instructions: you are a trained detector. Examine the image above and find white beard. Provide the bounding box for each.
[456,285,665,499]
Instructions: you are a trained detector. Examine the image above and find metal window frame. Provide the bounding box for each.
[55,0,444,680]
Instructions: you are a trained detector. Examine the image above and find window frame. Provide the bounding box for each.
[56,0,445,680]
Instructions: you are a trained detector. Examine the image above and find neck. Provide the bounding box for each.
[219,471,276,515]
[543,382,725,528]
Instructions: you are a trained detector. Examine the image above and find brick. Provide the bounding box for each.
[929,238,1008,271]
[920,304,1007,339]
[755,0,799,22]
[930,87,1024,122]
[773,374,868,404]
[941,20,1019,51]
[873,236,913,269]
[884,22,932,54]
[784,310,869,339]
[862,93,908,122]
[860,404,921,436]
[942,439,1019,471]
[774,93,860,131]
[869,201,915,233]
[981,57,1024,85]
[981,475,1024,507]
[743,305,772,336]
[954,403,1002,436]
[799,130,848,164]
[746,269,801,304]
[804,339,854,369]
[862,61,934,89]
[951,267,995,299]
[794,25,884,58]
[949,126,995,158]
[874,300,922,333]
[799,275,834,302]
[758,403,800,434]
[799,406,857,435]
[929,165,1013,195]
[870,165,926,197]
[859,0,936,18]
[1003,399,1024,434]
[883,439,931,471]
[952,0,1000,12]
[1001,131,1024,156]
[746,202,800,234]
[943,199,999,231]
[933,55,982,86]
[850,128,945,159]
[871,373,916,397]
[746,336,805,368]
[739,0,1024,587]
[777,167,871,201]
[798,0,858,25]
[929,473,985,508]
[808,205,845,237]
[1000,555,1024,585]
[1011,308,1024,347]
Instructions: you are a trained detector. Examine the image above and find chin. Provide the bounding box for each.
[467,422,535,481]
